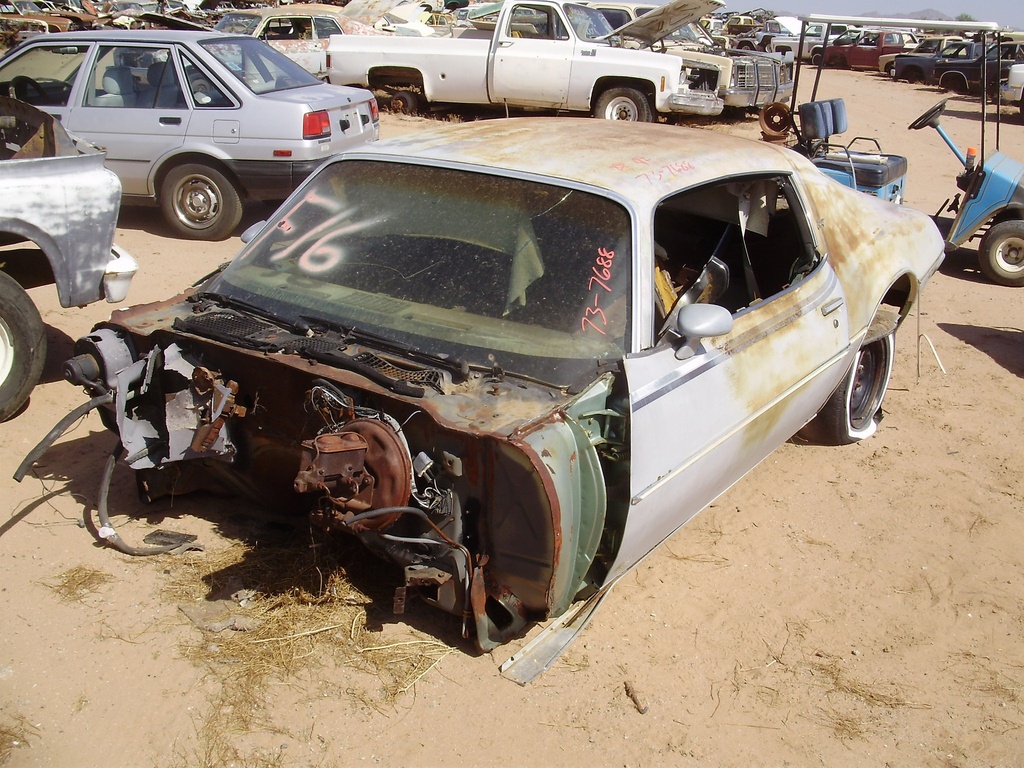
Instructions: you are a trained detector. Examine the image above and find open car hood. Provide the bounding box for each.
[604,0,723,46]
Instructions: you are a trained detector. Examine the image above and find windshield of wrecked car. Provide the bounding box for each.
[665,22,714,46]
[207,160,633,387]
[214,13,261,35]
[199,36,320,93]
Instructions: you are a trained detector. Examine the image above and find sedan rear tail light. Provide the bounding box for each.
[303,110,332,140]
[370,97,379,123]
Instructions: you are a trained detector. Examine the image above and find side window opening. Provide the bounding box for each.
[0,45,85,107]
[180,53,232,107]
[313,17,342,38]
[652,177,819,337]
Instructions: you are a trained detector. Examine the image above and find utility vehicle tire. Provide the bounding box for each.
[389,90,421,115]
[0,272,46,422]
[979,219,1024,287]
[160,163,243,241]
[798,329,895,446]
[594,87,653,122]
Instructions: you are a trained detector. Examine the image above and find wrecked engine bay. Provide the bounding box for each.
[55,297,627,651]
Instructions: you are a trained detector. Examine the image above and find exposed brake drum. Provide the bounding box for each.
[342,417,413,524]
[297,416,414,532]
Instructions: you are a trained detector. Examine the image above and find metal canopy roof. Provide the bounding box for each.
[798,14,1000,32]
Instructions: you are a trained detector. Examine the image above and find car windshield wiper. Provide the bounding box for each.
[194,290,312,336]
[297,315,471,382]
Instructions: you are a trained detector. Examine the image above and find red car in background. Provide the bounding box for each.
[825,29,918,70]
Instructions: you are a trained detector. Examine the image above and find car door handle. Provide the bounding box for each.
[159,116,182,125]
[821,297,844,316]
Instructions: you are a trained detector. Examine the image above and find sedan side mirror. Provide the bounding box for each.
[673,303,733,360]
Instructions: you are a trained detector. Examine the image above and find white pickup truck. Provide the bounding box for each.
[767,21,856,63]
[327,0,782,120]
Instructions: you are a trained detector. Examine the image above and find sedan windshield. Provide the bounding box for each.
[206,160,633,387]
[199,36,319,94]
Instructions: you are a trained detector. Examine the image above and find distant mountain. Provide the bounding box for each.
[857,8,956,21]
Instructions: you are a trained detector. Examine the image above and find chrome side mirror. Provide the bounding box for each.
[673,303,733,360]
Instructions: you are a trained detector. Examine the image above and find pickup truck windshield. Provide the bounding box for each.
[207,160,633,387]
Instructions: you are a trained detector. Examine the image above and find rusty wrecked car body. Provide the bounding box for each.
[26,118,943,675]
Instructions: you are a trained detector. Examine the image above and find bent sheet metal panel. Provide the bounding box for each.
[0,98,122,307]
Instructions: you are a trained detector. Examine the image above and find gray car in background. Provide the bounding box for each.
[0,30,380,239]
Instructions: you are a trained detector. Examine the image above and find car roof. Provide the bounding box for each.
[14,28,236,42]
[351,118,799,207]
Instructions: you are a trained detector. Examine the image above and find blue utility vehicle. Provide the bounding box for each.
[910,99,1024,286]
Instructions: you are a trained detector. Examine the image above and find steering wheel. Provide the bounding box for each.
[909,99,947,131]
[11,75,47,103]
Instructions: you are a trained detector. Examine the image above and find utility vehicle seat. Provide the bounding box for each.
[798,98,907,193]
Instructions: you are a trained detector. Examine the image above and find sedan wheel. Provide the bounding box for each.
[979,220,1024,287]
[160,164,243,241]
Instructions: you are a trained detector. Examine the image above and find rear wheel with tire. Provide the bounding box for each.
[979,220,1024,287]
[0,272,46,422]
[389,90,421,115]
[798,330,895,446]
[594,87,653,122]
[939,72,969,94]
[160,163,243,241]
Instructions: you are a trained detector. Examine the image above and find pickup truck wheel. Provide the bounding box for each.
[798,329,894,445]
[160,164,243,241]
[0,272,46,422]
[389,90,420,115]
[979,220,1024,287]
[594,88,653,122]
[901,66,923,83]
[810,50,822,66]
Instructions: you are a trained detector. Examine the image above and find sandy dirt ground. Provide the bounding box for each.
[2,69,1023,768]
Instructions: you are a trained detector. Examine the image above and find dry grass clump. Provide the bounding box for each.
[165,534,453,718]
[811,657,925,710]
[162,531,454,765]
[42,565,114,602]
[0,717,38,765]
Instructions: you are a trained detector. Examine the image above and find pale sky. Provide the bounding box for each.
[760,2,1023,31]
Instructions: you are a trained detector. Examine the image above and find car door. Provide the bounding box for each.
[605,174,853,582]
[64,43,190,197]
[488,2,572,108]
[259,15,327,76]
